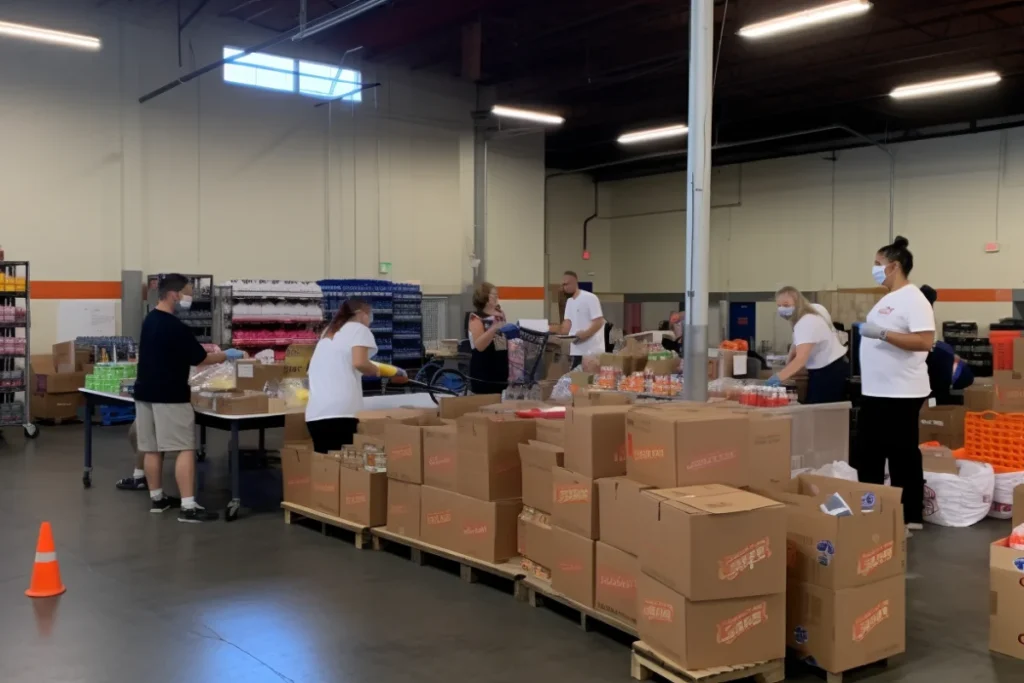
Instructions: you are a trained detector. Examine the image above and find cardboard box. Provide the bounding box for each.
[564,406,630,479]
[456,413,536,501]
[597,477,653,557]
[194,390,269,415]
[574,390,635,408]
[964,384,994,412]
[767,475,905,590]
[337,466,388,526]
[991,537,1024,661]
[356,408,437,435]
[280,443,313,508]
[518,509,556,570]
[1014,486,1024,529]
[31,355,86,394]
[459,494,522,563]
[519,440,564,514]
[921,444,959,475]
[234,360,287,392]
[918,404,965,449]
[387,480,421,538]
[420,485,462,550]
[639,484,786,601]
[438,394,500,419]
[543,337,573,380]
[626,408,750,488]
[534,419,566,447]
[479,400,549,414]
[552,525,596,608]
[596,541,640,626]
[385,415,448,484]
[284,413,310,443]
[569,372,595,393]
[423,423,458,491]
[353,433,385,452]
[552,466,599,539]
[746,414,791,488]
[283,343,314,379]
[722,401,851,473]
[52,341,89,373]
[30,391,83,421]
[311,452,341,517]
[638,573,786,670]
[788,575,906,673]
[966,371,1024,413]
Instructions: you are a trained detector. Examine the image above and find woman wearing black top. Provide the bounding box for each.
[467,282,509,395]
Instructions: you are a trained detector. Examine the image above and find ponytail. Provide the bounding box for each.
[325,297,369,337]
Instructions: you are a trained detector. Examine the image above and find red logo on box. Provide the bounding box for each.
[685,450,737,471]
[718,538,772,581]
[615,443,627,463]
[857,541,894,576]
[555,484,591,504]
[391,444,413,460]
[597,569,636,593]
[312,483,336,493]
[390,504,408,515]
[642,600,674,623]
[287,476,311,486]
[716,602,767,645]
[426,510,452,525]
[463,522,489,536]
[427,454,454,468]
[852,600,890,642]
[344,492,367,506]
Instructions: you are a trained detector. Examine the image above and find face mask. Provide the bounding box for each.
[872,265,887,286]
[777,306,795,319]
[176,294,193,312]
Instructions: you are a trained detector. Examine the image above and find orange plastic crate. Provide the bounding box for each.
[963,411,1024,472]
[990,330,1021,371]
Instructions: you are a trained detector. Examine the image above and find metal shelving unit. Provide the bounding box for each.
[318,279,394,363]
[220,281,323,357]
[0,261,36,439]
[146,274,215,344]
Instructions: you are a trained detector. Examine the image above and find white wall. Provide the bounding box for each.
[547,128,1024,331]
[0,1,546,350]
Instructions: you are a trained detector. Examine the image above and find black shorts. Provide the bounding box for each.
[306,418,359,453]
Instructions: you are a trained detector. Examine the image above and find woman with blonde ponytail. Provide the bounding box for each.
[767,286,848,403]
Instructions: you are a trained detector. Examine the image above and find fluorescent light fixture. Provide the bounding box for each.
[738,0,871,39]
[0,19,101,50]
[618,124,689,145]
[491,105,565,125]
[890,71,1002,99]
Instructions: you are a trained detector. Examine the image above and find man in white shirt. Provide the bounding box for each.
[551,271,606,366]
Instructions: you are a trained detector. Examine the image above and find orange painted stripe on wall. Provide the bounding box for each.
[499,286,545,300]
[31,281,123,300]
[935,289,1013,303]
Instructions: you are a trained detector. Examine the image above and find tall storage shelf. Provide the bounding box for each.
[0,261,36,438]
[146,274,214,344]
[392,284,423,363]
[221,280,323,360]
[318,280,398,363]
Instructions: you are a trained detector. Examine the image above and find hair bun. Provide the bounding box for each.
[893,236,909,249]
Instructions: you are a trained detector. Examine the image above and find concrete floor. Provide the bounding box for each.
[1,425,1023,683]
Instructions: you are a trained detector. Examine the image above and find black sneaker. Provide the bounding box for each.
[116,475,148,491]
[150,496,182,513]
[178,505,219,523]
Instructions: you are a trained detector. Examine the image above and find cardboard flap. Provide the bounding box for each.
[647,484,780,516]
[519,440,565,469]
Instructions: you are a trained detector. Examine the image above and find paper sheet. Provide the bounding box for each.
[57,300,116,341]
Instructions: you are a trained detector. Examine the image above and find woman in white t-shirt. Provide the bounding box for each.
[305,298,386,453]
[768,286,848,403]
[854,236,935,530]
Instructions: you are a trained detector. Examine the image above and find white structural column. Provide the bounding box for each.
[682,0,714,402]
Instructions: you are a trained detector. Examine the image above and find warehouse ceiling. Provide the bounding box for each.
[134,0,1024,178]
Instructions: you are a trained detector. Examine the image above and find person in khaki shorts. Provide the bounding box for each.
[135,274,244,523]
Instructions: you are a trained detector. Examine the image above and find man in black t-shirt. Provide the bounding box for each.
[136,274,243,523]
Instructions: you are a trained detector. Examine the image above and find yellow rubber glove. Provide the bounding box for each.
[371,361,404,378]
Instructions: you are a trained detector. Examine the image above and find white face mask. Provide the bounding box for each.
[777,306,795,319]
[177,294,193,312]
[872,265,887,286]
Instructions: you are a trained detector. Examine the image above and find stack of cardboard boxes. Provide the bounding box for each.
[30,341,90,421]
[991,483,1024,661]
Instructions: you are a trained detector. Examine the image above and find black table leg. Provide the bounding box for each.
[83,394,93,489]
[258,428,265,454]
[225,420,241,522]
[198,424,207,462]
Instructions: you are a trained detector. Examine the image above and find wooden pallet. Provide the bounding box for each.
[371,527,524,585]
[788,652,888,683]
[517,575,639,638]
[281,502,373,549]
[631,641,785,683]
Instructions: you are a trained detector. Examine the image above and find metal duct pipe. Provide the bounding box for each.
[139,0,389,104]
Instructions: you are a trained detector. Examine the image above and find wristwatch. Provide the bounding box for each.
[879,329,888,342]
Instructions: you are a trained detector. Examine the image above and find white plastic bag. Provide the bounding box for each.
[923,460,995,528]
[989,470,1024,519]
[809,461,860,482]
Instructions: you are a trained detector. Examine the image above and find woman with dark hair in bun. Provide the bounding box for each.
[854,236,935,533]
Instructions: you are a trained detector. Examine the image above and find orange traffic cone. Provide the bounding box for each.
[25,522,66,598]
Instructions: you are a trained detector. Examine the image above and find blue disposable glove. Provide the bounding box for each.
[857,322,884,340]
[500,323,520,340]
[765,374,782,388]
[224,348,245,360]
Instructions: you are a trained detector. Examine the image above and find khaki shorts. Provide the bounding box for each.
[135,402,196,453]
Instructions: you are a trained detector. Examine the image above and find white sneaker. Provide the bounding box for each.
[907,522,923,530]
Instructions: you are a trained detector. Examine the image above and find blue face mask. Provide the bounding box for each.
[777,306,795,319]
[872,265,887,286]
